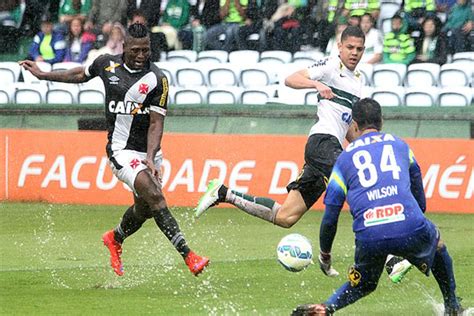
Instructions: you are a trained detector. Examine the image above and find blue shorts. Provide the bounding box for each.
[349,220,440,287]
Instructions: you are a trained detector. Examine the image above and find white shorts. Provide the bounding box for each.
[109,150,163,195]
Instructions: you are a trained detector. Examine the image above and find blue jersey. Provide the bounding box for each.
[324,131,426,241]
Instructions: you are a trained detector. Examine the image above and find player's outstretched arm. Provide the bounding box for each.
[19,60,88,83]
[285,69,335,99]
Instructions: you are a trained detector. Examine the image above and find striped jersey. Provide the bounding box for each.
[306,56,362,145]
[324,131,426,241]
[85,54,169,157]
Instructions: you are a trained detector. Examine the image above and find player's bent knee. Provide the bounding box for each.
[437,239,446,251]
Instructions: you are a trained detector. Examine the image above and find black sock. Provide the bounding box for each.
[218,185,228,201]
[114,206,147,244]
[154,207,190,258]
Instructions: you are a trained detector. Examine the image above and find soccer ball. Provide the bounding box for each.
[277,233,313,272]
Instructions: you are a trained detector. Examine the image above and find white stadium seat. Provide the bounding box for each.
[197,50,229,63]
[260,50,293,64]
[452,51,474,63]
[240,64,276,88]
[439,63,471,87]
[207,86,242,104]
[438,87,473,107]
[207,64,240,87]
[176,65,209,87]
[228,50,260,64]
[78,89,105,104]
[52,62,82,71]
[277,86,311,105]
[358,63,374,86]
[404,87,439,107]
[166,50,197,63]
[155,62,177,86]
[405,63,440,87]
[241,86,277,105]
[0,85,15,103]
[173,86,208,104]
[45,83,80,104]
[14,82,48,104]
[372,86,405,106]
[372,63,407,87]
[0,62,21,84]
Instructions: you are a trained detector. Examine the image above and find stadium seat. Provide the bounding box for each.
[207,64,240,87]
[78,89,105,104]
[439,63,471,87]
[197,50,228,63]
[241,86,277,105]
[277,86,310,105]
[372,86,405,106]
[378,2,401,33]
[207,86,242,104]
[52,62,82,71]
[452,51,474,63]
[404,87,439,107]
[46,83,80,104]
[405,63,440,87]
[155,62,177,86]
[166,50,197,63]
[176,65,209,87]
[20,61,51,84]
[260,50,293,64]
[173,86,208,104]
[0,85,14,103]
[0,62,21,84]
[372,63,407,87]
[14,82,48,104]
[228,50,260,64]
[304,90,319,105]
[358,63,374,86]
[240,64,277,88]
[293,50,325,61]
[361,85,374,98]
[438,87,473,107]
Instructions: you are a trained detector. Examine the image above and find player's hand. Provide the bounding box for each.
[142,159,159,178]
[19,60,44,79]
[318,252,339,277]
[315,82,334,99]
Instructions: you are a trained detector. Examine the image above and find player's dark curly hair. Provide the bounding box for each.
[127,22,149,39]
[341,25,365,43]
[352,98,382,131]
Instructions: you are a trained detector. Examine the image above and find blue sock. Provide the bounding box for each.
[431,245,459,310]
[325,281,377,311]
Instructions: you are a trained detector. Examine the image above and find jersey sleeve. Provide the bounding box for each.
[306,57,333,81]
[149,74,169,116]
[84,54,108,78]
[324,161,347,207]
[408,147,426,212]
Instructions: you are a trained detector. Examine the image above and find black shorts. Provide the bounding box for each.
[286,134,343,209]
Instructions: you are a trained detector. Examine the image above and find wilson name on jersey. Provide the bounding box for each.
[85,54,169,155]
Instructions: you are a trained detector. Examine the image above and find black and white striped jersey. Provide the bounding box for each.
[85,54,169,156]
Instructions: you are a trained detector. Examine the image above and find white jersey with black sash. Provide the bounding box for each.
[85,54,169,157]
[306,56,362,145]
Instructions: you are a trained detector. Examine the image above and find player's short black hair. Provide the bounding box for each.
[341,26,365,43]
[127,22,149,39]
[352,98,382,131]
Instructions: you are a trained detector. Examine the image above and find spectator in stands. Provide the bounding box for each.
[442,0,473,53]
[412,15,447,64]
[237,0,264,50]
[127,0,163,29]
[85,22,125,64]
[325,15,348,57]
[58,0,92,24]
[360,13,383,64]
[178,0,221,51]
[264,3,303,52]
[27,18,66,64]
[342,0,380,23]
[0,0,23,54]
[436,0,458,13]
[403,0,436,32]
[86,0,128,48]
[311,0,345,52]
[205,0,248,52]
[64,17,96,63]
[151,0,190,50]
[382,14,416,64]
